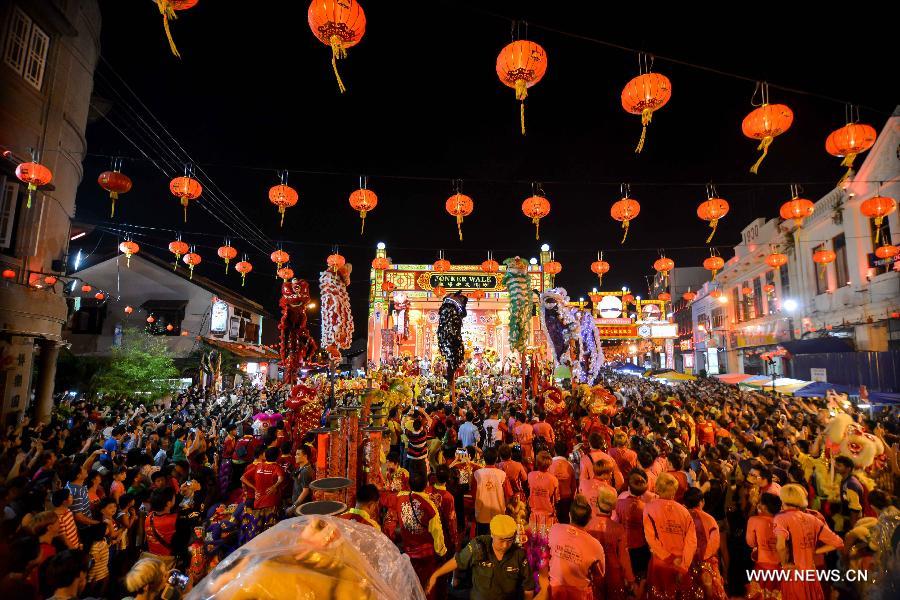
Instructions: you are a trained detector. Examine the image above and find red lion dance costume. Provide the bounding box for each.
[279,278,317,384]
[319,263,354,359]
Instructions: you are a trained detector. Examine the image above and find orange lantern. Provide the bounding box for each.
[765,252,788,270]
[653,256,674,283]
[349,187,378,235]
[480,256,499,273]
[470,290,486,301]
[591,252,611,285]
[381,280,396,294]
[269,181,299,227]
[147,315,156,324]
[81,284,92,293]
[703,255,725,279]
[169,174,202,222]
[326,253,346,272]
[875,244,899,260]
[15,161,52,209]
[124,305,134,314]
[763,284,775,294]
[813,249,836,265]
[711,289,724,299]
[621,69,672,153]
[496,39,547,135]
[155,0,198,58]
[611,194,640,244]
[277,267,295,282]
[697,189,729,243]
[860,195,897,244]
[217,243,238,273]
[826,122,876,181]
[235,258,253,286]
[622,293,635,304]
[94,292,105,301]
[97,166,132,217]
[445,193,474,241]
[118,240,139,267]
[2,269,15,280]
[742,86,793,174]
[270,249,290,274]
[658,292,671,302]
[43,275,58,286]
[169,239,189,270]
[741,286,752,295]
[307,0,366,93]
[433,258,451,273]
[544,257,562,275]
[166,324,174,332]
[779,194,815,228]
[522,194,551,240]
[372,256,390,271]
[182,250,201,279]
[433,285,446,297]
[682,289,696,302]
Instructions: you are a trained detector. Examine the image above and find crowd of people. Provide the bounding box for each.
[0,368,898,600]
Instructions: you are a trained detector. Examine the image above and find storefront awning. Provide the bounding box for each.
[714,373,753,385]
[199,336,280,360]
[654,371,696,381]
[793,381,853,398]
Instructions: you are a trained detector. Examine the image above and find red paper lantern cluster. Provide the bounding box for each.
[217,243,238,273]
[372,256,390,271]
[168,239,189,270]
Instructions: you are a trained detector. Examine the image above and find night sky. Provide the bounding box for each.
[72,1,897,338]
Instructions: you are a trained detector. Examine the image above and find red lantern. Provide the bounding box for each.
[697,195,730,243]
[544,260,562,275]
[166,324,174,332]
[860,195,897,244]
[826,122,877,179]
[496,39,547,135]
[433,258,451,273]
[780,196,815,228]
[277,267,295,281]
[622,293,635,304]
[95,292,105,301]
[480,258,499,273]
[711,289,724,299]
[43,275,57,286]
[763,284,775,294]
[270,250,290,274]
[182,251,201,279]
[349,188,378,234]
[522,195,551,240]
[470,290,486,301]
[168,239,189,270]
[432,285,446,297]
[875,244,899,260]
[621,71,672,153]
[155,0,198,58]
[381,280,396,294]
[653,256,674,283]
[611,197,641,243]
[765,252,788,270]
[269,183,299,227]
[591,253,611,285]
[2,269,15,280]
[813,249,836,265]
[372,256,390,271]
[658,292,671,302]
[741,286,752,295]
[217,244,238,273]
[124,305,134,314]
[307,0,366,93]
[703,255,725,279]
[118,240,139,267]
[97,169,132,217]
[742,94,794,174]
[81,284,92,293]
[445,193,474,241]
[147,315,156,324]
[169,175,202,222]
[326,253,346,271]
[15,161,52,208]
[682,289,696,302]
[235,259,253,286]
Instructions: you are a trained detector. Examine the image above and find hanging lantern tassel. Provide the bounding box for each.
[750,136,773,174]
[456,214,464,241]
[157,1,181,59]
[532,216,540,240]
[515,79,528,136]
[841,152,858,169]
[279,206,286,227]
[240,273,246,286]
[181,198,188,222]
[25,182,37,209]
[329,35,347,94]
[706,218,719,244]
[875,217,883,244]
[109,191,119,218]
[188,263,194,280]
[636,108,653,154]
[359,210,367,235]
[620,219,630,244]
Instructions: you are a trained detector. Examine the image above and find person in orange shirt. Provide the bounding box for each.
[587,486,634,598]
[512,412,535,463]
[498,444,528,504]
[614,468,657,587]
[608,431,637,479]
[549,441,576,524]
[683,487,727,600]
[526,451,559,527]
[532,411,555,448]
[340,483,381,531]
[579,459,617,530]
[544,494,605,600]
[745,492,782,600]
[642,472,697,599]
[578,432,624,490]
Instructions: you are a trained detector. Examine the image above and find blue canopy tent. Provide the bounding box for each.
[868,391,900,405]
[792,381,853,397]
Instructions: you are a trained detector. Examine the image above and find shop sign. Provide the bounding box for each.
[211,300,229,334]
[428,273,499,289]
[810,367,827,382]
[597,324,638,339]
[650,323,678,338]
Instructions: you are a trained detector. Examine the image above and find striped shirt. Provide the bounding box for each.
[55,508,81,549]
[88,540,109,582]
[405,427,429,460]
[65,482,91,517]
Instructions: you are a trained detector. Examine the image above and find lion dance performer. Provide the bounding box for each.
[503,257,532,410]
[320,262,354,360]
[279,278,317,384]
[437,291,468,402]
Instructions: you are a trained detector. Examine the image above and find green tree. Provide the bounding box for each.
[92,328,179,404]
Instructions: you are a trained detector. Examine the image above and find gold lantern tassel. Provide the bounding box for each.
[110,192,118,218]
[279,206,286,227]
[224,259,230,274]
[157,1,181,59]
[456,215,463,241]
[329,35,347,94]
[515,80,528,136]
[360,210,366,235]
[26,183,36,209]
[837,167,855,187]
[240,273,246,286]
[706,218,718,244]
[840,152,857,168]
[182,198,188,222]
[875,218,883,243]
[173,254,180,271]
[532,217,540,240]
[750,136,773,174]
[620,219,629,244]
[188,264,194,280]
[636,108,653,154]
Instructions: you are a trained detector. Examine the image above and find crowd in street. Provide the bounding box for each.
[0,369,898,600]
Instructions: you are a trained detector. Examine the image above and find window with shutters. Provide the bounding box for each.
[3,6,49,90]
[0,177,19,249]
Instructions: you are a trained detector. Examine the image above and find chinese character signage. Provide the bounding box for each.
[428,273,499,289]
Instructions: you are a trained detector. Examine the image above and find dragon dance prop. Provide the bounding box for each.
[437,292,468,401]
[503,257,533,409]
[279,278,318,384]
[320,264,354,359]
[579,309,604,384]
[538,287,583,381]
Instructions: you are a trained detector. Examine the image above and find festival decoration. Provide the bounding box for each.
[118,239,139,267]
[703,253,725,279]
[826,115,877,183]
[97,159,132,217]
[170,169,202,222]
[168,237,189,270]
[590,252,610,285]
[502,256,532,355]
[235,257,253,286]
[81,284,92,293]
[155,0,197,58]
[610,186,640,243]
[280,279,317,383]
[371,256,390,271]
[682,288,696,302]
[166,324,174,331]
[697,186,729,244]
[433,252,451,273]
[658,292,671,301]
[349,181,377,235]
[15,158,52,209]
[124,306,133,314]
[763,284,775,294]
[539,287,582,380]
[2,269,14,280]
[445,189,473,241]
[742,83,793,174]
[875,244,899,259]
[269,172,299,227]
[578,310,604,384]
[437,291,468,393]
[42,275,57,286]
[653,255,674,284]
[307,0,367,93]
[319,259,354,359]
[432,285,446,297]
[480,253,499,273]
[147,315,156,324]
[183,248,201,279]
[543,257,562,275]
[860,194,896,244]
[622,293,634,305]
[94,292,105,301]
[621,57,671,153]
[270,249,290,275]
[327,251,346,272]
[813,249,836,265]
[217,242,238,273]
[381,280,396,294]
[496,38,547,135]
[522,188,551,240]
[469,289,485,301]
[779,188,815,228]
[765,251,788,270]
[710,289,723,299]
[821,411,887,493]
[741,286,752,295]
[277,267,295,281]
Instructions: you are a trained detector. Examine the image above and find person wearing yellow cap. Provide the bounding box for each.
[425,514,535,600]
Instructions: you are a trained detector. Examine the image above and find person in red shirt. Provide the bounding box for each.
[241,447,285,538]
[427,464,459,555]
[393,471,447,599]
[579,432,624,490]
[340,484,381,530]
[498,444,528,503]
[608,431,638,478]
[588,486,635,598]
[527,451,559,526]
[550,441,576,524]
[513,412,535,463]
[696,412,717,448]
[614,468,657,588]
[532,411,555,448]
